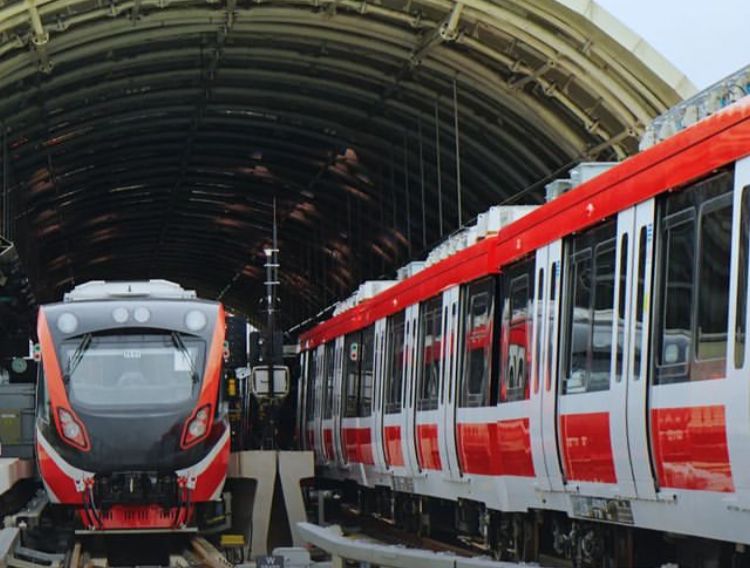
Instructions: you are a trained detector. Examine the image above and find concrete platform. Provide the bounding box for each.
[0,458,32,497]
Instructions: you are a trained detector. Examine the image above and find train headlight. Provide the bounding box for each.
[134,306,151,323]
[185,310,207,332]
[57,313,79,334]
[181,404,211,448]
[63,420,81,440]
[57,408,89,450]
[112,307,129,323]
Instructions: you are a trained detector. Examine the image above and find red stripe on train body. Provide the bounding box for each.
[651,406,734,493]
[560,412,617,484]
[457,418,535,477]
[384,425,404,467]
[416,424,442,470]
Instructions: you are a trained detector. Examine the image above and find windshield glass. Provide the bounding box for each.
[62,333,205,407]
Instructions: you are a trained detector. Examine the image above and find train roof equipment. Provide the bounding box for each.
[63,280,197,302]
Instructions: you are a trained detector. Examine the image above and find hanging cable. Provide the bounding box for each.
[453,78,462,228]
[403,132,412,255]
[418,118,426,248]
[434,99,444,237]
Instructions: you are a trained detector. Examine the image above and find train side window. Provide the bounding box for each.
[735,186,750,369]
[417,296,442,411]
[562,220,616,394]
[615,235,628,382]
[655,171,734,384]
[460,276,496,407]
[591,239,617,390]
[634,228,647,379]
[546,263,558,391]
[696,197,733,363]
[501,260,533,402]
[343,333,360,418]
[323,342,335,419]
[305,351,317,422]
[358,325,375,417]
[384,311,406,413]
[535,269,544,394]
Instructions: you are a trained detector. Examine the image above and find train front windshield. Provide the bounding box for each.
[61,333,205,407]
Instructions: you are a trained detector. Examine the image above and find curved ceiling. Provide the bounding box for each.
[0,0,693,328]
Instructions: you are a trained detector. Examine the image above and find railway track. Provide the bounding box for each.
[332,504,571,568]
[63,536,232,568]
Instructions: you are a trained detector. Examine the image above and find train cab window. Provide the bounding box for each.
[358,325,375,417]
[417,296,442,411]
[735,186,750,369]
[385,311,406,414]
[343,333,360,418]
[460,277,496,407]
[655,172,734,384]
[500,259,533,402]
[562,220,617,395]
[323,342,335,419]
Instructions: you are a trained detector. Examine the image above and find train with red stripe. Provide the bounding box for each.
[35,280,230,531]
[298,95,750,567]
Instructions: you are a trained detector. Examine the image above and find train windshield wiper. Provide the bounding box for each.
[64,333,92,384]
[171,331,199,383]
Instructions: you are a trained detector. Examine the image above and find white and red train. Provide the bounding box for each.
[36,280,230,531]
[298,97,750,565]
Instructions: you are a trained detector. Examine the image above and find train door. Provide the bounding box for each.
[332,336,346,467]
[438,287,462,480]
[494,259,536,479]
[414,297,444,473]
[381,311,407,473]
[401,304,422,477]
[372,318,389,472]
[302,349,316,452]
[557,219,636,499]
[340,331,360,467]
[648,171,737,496]
[538,241,565,492]
[530,246,552,490]
[318,343,334,465]
[727,157,750,504]
[623,200,658,500]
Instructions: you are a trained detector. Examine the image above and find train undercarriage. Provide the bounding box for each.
[325,480,750,568]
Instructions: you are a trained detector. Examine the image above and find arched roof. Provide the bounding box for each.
[0,0,694,327]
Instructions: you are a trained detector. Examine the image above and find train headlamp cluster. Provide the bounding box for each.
[59,307,207,332]
[56,313,79,334]
[182,404,211,448]
[57,408,88,450]
[185,310,207,331]
[112,306,152,324]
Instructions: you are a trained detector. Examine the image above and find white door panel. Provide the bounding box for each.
[541,240,565,492]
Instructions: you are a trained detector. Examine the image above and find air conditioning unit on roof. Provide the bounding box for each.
[397,262,425,281]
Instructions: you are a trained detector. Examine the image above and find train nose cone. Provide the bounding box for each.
[77,409,191,471]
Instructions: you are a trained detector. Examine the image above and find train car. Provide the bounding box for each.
[35,280,230,531]
[298,94,750,567]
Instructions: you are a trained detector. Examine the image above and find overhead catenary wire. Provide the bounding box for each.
[453,77,463,228]
[435,99,444,237]
[418,118,426,248]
